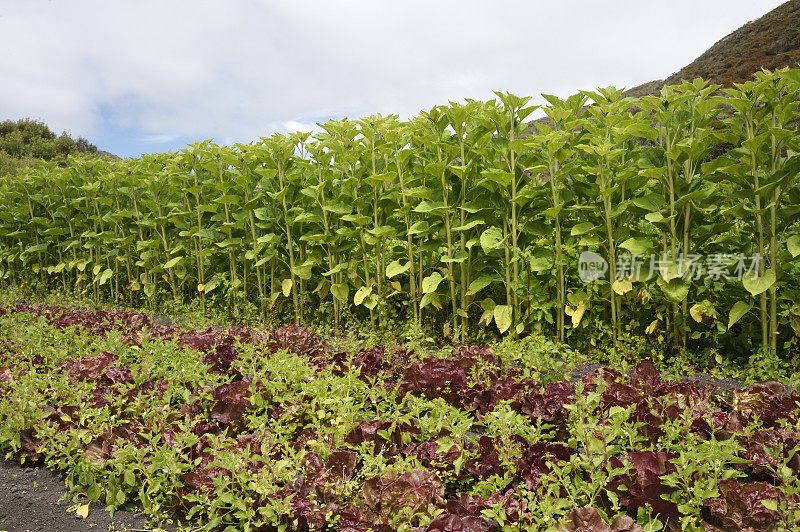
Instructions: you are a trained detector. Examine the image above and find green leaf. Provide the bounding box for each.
[728,301,751,329]
[743,269,775,296]
[323,263,348,277]
[214,194,240,204]
[368,225,396,238]
[493,305,513,334]
[788,235,800,258]
[341,213,371,225]
[422,272,444,294]
[203,276,222,294]
[481,169,513,187]
[570,222,595,236]
[657,276,689,302]
[408,221,429,235]
[645,212,665,223]
[452,218,485,232]
[163,256,183,269]
[386,260,410,279]
[323,203,352,215]
[289,211,319,225]
[414,201,449,215]
[292,261,314,280]
[619,237,652,256]
[761,499,779,512]
[630,193,665,212]
[467,274,495,295]
[87,483,102,502]
[331,283,349,302]
[26,243,48,253]
[363,294,379,310]
[97,268,113,286]
[440,251,468,264]
[480,227,503,253]
[420,292,440,309]
[529,248,554,272]
[143,283,155,298]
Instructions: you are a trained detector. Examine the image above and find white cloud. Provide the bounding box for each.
[140,133,181,144]
[281,121,318,134]
[0,0,785,156]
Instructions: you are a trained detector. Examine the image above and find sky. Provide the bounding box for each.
[0,0,787,158]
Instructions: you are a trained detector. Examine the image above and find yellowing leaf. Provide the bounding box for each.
[354,285,372,306]
[612,279,633,295]
[76,503,90,519]
[282,278,293,297]
[571,300,586,327]
[493,305,513,334]
[690,300,717,323]
[645,319,659,335]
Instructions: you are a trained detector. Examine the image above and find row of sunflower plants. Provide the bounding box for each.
[0,68,799,355]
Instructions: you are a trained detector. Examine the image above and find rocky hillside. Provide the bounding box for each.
[624,0,800,97]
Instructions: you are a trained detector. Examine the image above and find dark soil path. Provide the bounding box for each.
[0,458,155,532]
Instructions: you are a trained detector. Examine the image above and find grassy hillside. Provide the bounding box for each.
[0,118,107,177]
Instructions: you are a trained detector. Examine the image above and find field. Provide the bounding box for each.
[1,301,800,531]
[1,60,800,531]
[1,68,800,363]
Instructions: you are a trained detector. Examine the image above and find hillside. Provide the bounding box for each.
[0,118,113,177]
[624,0,800,97]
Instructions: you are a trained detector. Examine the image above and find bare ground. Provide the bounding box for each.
[0,458,156,532]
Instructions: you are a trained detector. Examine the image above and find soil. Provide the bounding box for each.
[0,458,158,532]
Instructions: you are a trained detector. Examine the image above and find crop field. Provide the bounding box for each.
[1,69,799,360]
[1,302,800,531]
[1,66,800,531]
